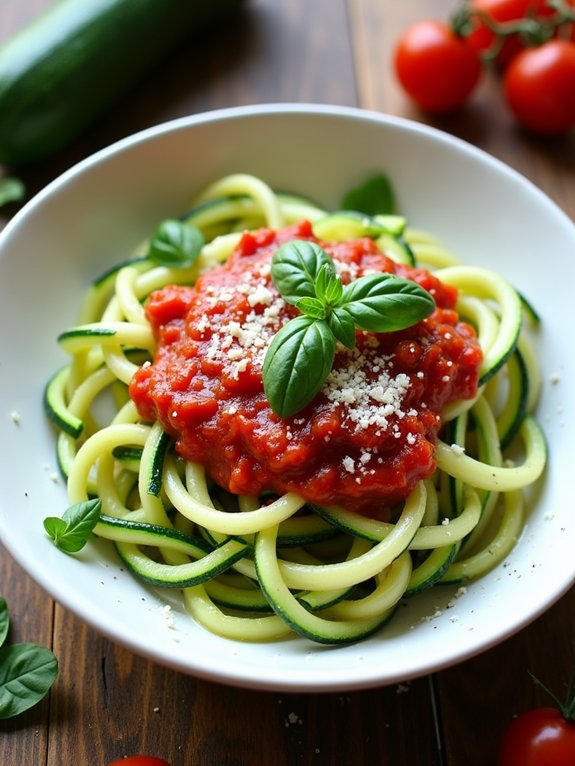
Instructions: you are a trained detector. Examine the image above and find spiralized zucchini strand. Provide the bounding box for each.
[44,173,546,645]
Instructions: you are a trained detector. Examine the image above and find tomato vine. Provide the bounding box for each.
[393,0,575,134]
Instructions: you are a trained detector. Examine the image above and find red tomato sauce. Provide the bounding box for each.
[129,221,483,519]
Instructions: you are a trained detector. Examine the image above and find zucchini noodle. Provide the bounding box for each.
[44,174,547,645]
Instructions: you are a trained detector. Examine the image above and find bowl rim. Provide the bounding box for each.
[1,102,574,692]
[5,101,574,240]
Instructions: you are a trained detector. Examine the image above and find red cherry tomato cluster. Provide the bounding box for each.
[394,0,575,135]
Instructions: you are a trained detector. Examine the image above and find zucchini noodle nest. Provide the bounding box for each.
[45,173,547,645]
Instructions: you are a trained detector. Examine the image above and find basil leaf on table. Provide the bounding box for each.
[0,643,58,719]
[0,597,9,647]
[262,315,335,419]
[0,598,58,720]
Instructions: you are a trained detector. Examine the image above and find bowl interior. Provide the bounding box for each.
[0,104,573,691]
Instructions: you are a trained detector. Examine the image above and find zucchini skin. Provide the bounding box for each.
[0,0,246,166]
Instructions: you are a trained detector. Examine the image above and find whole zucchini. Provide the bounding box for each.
[0,0,246,166]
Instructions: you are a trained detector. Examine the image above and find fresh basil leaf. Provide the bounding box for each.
[0,643,58,719]
[43,518,68,543]
[313,263,344,308]
[263,315,335,418]
[149,219,204,267]
[271,240,335,305]
[322,273,344,306]
[0,598,9,648]
[341,274,435,332]
[0,177,25,208]
[296,296,327,319]
[327,307,357,349]
[43,498,101,553]
[340,173,395,216]
[264,220,436,419]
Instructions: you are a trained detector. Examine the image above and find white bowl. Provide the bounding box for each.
[0,104,573,692]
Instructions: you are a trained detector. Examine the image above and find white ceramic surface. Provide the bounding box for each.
[0,104,573,692]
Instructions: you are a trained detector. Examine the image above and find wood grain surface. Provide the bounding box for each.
[1,1,574,764]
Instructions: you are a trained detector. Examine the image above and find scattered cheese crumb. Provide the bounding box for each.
[285,712,302,726]
[423,608,443,622]
[159,604,176,629]
[447,586,467,609]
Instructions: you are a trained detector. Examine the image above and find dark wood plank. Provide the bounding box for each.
[0,548,52,764]
[47,606,440,766]
[47,607,287,765]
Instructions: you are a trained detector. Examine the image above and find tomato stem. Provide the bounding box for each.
[529,670,575,722]
[451,0,575,64]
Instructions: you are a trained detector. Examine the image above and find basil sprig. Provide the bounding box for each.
[148,219,204,268]
[0,596,58,719]
[44,498,101,553]
[262,240,435,418]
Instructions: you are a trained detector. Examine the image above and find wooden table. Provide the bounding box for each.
[1,1,574,764]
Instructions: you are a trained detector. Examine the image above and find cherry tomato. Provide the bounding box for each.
[106,759,170,766]
[498,707,575,765]
[394,20,482,113]
[503,39,575,134]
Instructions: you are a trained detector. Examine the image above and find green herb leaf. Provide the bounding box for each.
[149,219,204,267]
[262,315,335,418]
[43,498,101,553]
[322,274,344,306]
[271,240,335,305]
[0,643,58,719]
[313,263,344,308]
[341,273,435,332]
[0,598,9,648]
[296,296,327,319]
[0,177,25,208]
[263,231,435,418]
[327,307,357,349]
[340,173,395,216]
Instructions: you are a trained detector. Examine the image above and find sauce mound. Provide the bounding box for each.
[130,221,483,518]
